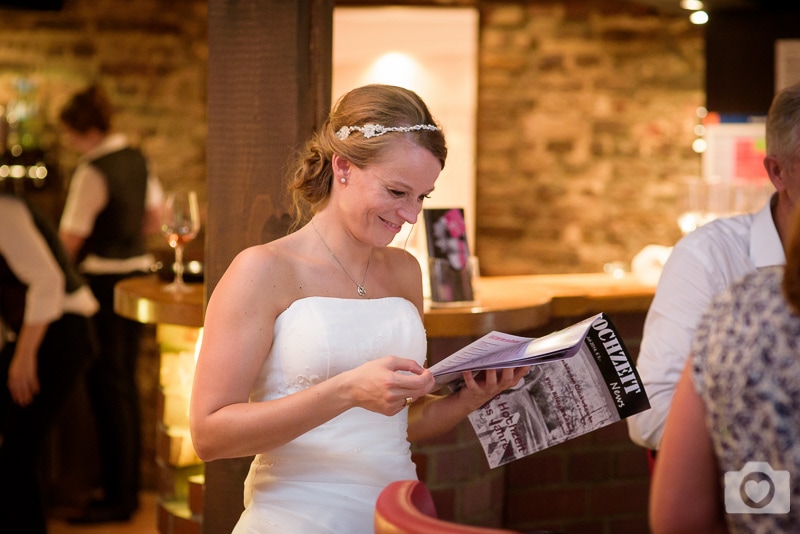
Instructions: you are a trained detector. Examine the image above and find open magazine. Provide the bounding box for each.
[427,313,650,468]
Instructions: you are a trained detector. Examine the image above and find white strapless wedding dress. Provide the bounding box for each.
[231,296,427,534]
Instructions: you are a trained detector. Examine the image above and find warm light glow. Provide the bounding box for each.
[692,138,708,153]
[680,0,704,10]
[10,165,25,178]
[365,52,421,87]
[689,10,709,24]
[696,106,708,119]
[694,124,706,136]
[603,262,626,280]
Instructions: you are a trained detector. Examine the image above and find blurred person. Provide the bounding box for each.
[0,191,98,533]
[649,203,800,533]
[628,82,800,451]
[58,84,162,523]
[189,84,530,533]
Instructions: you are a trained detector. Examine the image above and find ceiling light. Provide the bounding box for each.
[680,0,704,10]
[689,10,709,24]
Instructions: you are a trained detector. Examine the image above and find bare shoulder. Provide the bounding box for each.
[380,246,422,277]
[372,246,424,307]
[211,237,301,316]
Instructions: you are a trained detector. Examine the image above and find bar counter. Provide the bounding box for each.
[114,272,656,335]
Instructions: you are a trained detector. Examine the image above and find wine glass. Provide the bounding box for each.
[161,190,200,292]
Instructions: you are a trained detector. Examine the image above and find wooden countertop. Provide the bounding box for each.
[490,273,657,318]
[114,275,204,328]
[115,273,656,337]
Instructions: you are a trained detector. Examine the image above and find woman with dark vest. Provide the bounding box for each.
[57,84,163,523]
[0,192,98,533]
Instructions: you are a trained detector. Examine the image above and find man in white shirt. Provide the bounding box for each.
[628,82,800,451]
[0,194,98,532]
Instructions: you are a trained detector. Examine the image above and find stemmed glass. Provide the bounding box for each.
[160,190,200,292]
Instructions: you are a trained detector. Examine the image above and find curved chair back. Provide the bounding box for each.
[374,480,520,534]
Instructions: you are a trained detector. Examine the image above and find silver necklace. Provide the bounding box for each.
[311,220,370,297]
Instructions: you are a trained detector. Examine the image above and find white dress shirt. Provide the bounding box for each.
[627,194,785,450]
[0,196,98,326]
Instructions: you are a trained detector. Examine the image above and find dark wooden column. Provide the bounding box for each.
[204,1,332,532]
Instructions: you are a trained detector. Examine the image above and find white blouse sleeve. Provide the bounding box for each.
[59,163,108,238]
[0,197,65,325]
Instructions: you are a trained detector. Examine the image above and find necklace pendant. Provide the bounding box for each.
[357,285,367,297]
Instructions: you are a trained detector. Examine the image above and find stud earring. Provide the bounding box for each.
[340,177,346,184]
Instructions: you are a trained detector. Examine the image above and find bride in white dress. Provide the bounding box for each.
[190,84,529,533]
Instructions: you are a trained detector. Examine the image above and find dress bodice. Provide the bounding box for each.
[250,296,427,402]
[234,296,427,534]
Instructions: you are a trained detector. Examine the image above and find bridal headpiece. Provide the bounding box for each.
[335,123,440,140]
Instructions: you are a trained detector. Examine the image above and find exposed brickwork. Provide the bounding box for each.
[476,1,702,275]
[0,0,208,255]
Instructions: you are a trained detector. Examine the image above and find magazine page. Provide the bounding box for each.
[466,314,650,468]
[428,314,600,388]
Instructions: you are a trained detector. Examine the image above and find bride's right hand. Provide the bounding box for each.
[339,356,434,416]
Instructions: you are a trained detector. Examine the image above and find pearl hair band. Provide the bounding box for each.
[335,123,440,140]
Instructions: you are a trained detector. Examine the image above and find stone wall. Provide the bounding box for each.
[1,0,702,277]
[0,0,208,256]
[476,1,702,275]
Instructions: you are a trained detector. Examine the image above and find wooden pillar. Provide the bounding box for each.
[204,1,332,532]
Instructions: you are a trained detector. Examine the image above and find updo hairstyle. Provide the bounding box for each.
[288,84,447,225]
[59,84,114,134]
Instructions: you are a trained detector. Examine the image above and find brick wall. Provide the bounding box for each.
[0,0,208,257]
[1,0,702,277]
[476,1,703,275]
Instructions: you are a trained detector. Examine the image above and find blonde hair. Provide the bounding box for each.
[287,84,447,228]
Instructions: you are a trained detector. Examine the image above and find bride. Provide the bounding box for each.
[189,84,529,533]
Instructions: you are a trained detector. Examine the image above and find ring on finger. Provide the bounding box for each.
[403,397,413,407]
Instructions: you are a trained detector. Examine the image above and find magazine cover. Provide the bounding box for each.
[423,208,474,304]
[465,314,650,468]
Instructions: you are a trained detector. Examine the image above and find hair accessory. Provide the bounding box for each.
[335,123,439,140]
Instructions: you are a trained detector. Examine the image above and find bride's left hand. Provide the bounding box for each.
[457,367,531,412]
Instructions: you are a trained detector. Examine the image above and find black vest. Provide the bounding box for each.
[81,147,149,260]
[0,196,86,333]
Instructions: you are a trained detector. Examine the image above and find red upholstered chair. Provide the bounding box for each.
[374,480,521,534]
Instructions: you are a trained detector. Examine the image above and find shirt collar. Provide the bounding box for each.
[751,193,786,268]
[78,133,129,163]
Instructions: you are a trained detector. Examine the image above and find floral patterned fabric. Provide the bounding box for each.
[692,266,800,532]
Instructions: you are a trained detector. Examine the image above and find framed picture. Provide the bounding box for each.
[423,208,475,304]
